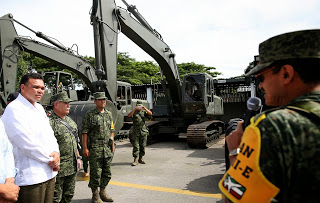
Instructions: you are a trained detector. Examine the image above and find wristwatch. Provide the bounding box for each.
[77,156,82,160]
[229,148,240,157]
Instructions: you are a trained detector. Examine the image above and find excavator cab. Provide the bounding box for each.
[183,75,204,102]
[182,73,223,120]
[40,71,78,106]
[116,81,133,114]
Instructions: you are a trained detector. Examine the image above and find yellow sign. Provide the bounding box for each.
[219,115,279,202]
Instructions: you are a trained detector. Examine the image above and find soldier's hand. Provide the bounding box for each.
[83,148,90,157]
[226,120,244,165]
[226,120,244,151]
[77,159,82,171]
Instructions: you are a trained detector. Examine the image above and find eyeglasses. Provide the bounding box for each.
[255,67,276,83]
[256,75,264,83]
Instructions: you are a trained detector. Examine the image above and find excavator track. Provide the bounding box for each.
[187,120,224,148]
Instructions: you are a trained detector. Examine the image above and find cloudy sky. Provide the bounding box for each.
[1,0,319,78]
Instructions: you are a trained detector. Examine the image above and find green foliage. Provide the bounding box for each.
[17,51,223,87]
[17,52,95,87]
[16,52,30,89]
[117,53,222,84]
[117,52,161,85]
[177,62,222,78]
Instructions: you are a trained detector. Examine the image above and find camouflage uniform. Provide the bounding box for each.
[82,107,114,188]
[219,30,320,202]
[131,103,149,158]
[257,92,320,202]
[131,109,149,158]
[50,113,78,203]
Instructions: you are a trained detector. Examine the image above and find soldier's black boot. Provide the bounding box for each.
[138,156,145,164]
[91,187,103,203]
[132,157,138,166]
[100,187,114,202]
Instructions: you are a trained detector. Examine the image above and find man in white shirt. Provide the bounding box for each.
[2,72,60,203]
[0,119,20,202]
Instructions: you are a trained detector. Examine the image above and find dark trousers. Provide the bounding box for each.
[17,177,55,203]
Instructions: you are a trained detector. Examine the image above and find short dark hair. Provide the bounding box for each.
[19,72,43,86]
[271,58,320,83]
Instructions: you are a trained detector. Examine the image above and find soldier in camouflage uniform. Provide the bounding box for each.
[219,30,320,202]
[49,91,81,203]
[128,100,152,166]
[82,92,115,203]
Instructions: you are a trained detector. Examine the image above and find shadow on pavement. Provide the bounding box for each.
[114,141,132,148]
[111,162,132,166]
[186,174,224,194]
[188,147,225,162]
[146,139,191,150]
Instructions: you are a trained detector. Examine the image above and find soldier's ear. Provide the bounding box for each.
[281,65,294,84]
[53,101,58,107]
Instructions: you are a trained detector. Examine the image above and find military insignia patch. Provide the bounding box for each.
[222,174,246,200]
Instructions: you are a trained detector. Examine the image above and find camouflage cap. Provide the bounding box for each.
[94,92,107,100]
[136,100,142,105]
[51,91,72,103]
[246,29,320,76]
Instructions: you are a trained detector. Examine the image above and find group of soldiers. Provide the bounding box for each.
[3,29,319,203]
[51,91,151,203]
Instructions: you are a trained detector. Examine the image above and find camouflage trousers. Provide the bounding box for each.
[132,133,147,158]
[88,156,113,188]
[53,173,77,203]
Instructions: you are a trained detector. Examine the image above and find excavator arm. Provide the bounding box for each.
[91,0,118,102]
[117,7,182,115]
[0,14,98,104]
[91,0,183,116]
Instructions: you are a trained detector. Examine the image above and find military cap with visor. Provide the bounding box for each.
[136,100,142,105]
[246,29,320,76]
[51,91,72,104]
[94,92,107,100]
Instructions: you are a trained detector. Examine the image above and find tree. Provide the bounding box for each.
[117,53,222,84]
[117,52,160,85]
[17,51,223,87]
[16,52,30,89]
[16,52,95,88]
[177,62,221,78]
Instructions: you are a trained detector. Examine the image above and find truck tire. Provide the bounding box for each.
[225,118,243,170]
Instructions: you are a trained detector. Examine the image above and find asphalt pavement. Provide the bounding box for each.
[72,136,226,203]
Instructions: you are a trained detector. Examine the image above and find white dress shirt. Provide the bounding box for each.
[1,94,59,186]
[0,120,16,184]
